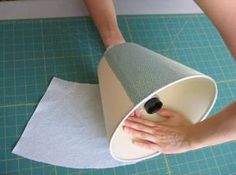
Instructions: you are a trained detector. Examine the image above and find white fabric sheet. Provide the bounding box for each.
[12,77,135,169]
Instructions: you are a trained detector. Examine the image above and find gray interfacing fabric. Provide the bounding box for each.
[104,43,201,104]
[12,77,135,168]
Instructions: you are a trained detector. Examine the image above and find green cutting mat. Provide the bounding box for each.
[1,14,236,175]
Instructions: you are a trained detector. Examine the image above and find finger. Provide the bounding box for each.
[134,110,141,117]
[124,120,156,134]
[123,126,158,143]
[129,110,141,118]
[132,140,161,151]
[130,108,142,117]
[158,108,180,118]
[126,117,157,127]
[124,119,167,138]
[130,112,135,117]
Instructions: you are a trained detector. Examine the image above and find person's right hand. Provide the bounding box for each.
[123,108,194,154]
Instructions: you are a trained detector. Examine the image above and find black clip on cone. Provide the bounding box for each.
[144,97,163,114]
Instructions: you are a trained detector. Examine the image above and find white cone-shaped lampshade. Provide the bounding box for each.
[97,43,217,162]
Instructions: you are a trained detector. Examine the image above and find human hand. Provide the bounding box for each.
[123,108,194,154]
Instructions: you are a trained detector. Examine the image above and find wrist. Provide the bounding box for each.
[102,29,125,49]
[187,118,215,151]
[187,124,202,150]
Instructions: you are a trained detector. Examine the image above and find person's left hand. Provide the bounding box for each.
[123,108,194,154]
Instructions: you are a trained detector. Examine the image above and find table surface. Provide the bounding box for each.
[0,14,236,175]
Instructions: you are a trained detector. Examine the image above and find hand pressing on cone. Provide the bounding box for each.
[124,101,236,154]
[123,108,194,154]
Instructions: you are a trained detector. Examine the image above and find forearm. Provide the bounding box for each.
[195,0,236,59]
[84,0,125,48]
[190,101,236,149]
